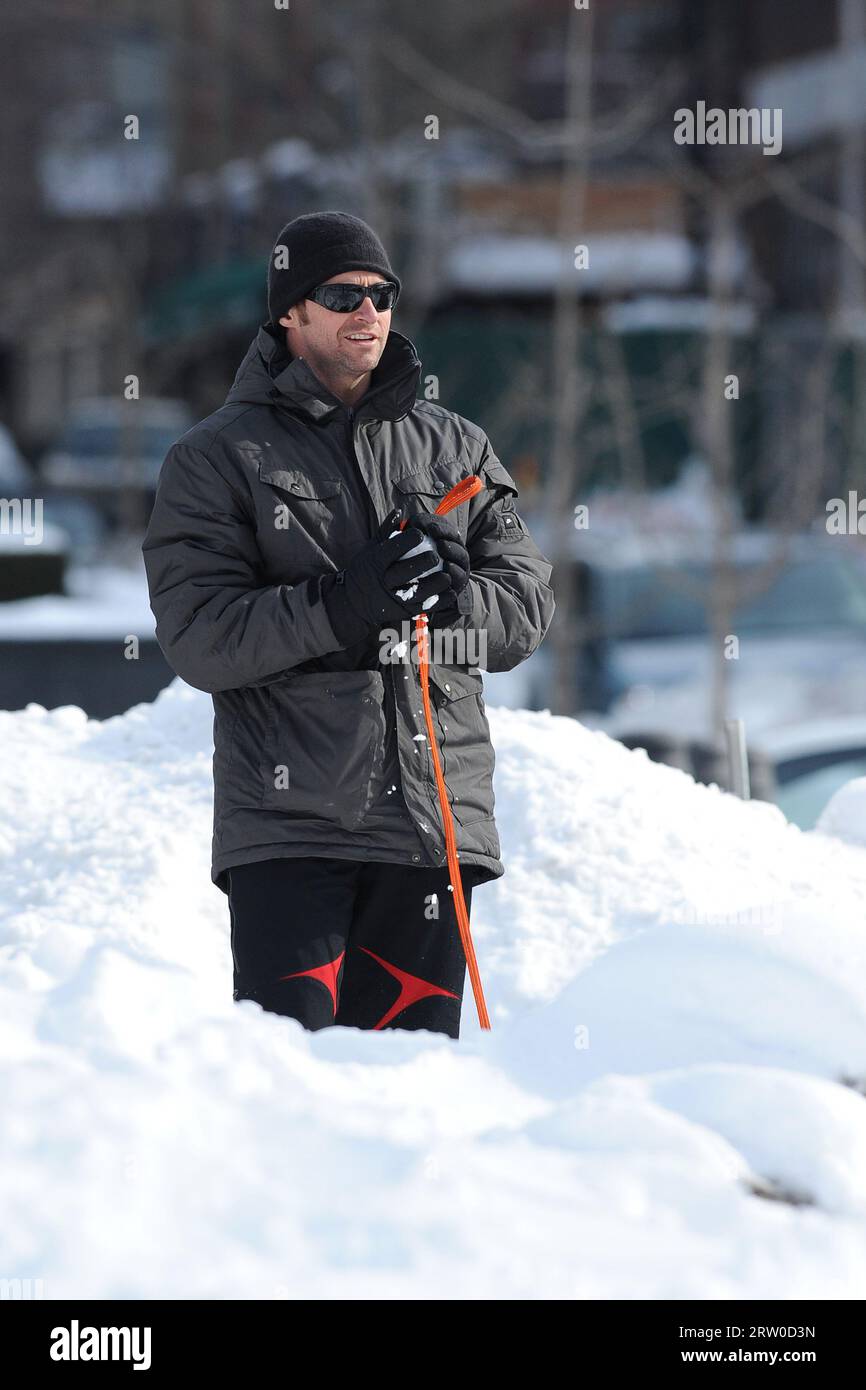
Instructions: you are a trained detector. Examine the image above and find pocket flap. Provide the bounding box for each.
[427,665,484,701]
[258,462,342,499]
[393,469,453,498]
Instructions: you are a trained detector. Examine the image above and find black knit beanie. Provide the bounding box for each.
[267,211,401,325]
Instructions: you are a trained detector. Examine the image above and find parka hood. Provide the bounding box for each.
[224,321,423,424]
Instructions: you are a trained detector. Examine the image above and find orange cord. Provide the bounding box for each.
[400,475,491,1030]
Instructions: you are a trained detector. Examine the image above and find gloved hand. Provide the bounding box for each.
[402,513,474,627]
[322,508,452,646]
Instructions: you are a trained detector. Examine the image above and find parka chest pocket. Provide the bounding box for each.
[393,459,470,536]
[257,462,345,561]
[425,666,495,828]
[259,462,342,506]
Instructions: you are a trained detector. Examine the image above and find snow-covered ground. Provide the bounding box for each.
[2,680,866,1299]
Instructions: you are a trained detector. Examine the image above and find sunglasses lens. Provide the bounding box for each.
[321,286,363,312]
[370,283,398,310]
[316,283,397,312]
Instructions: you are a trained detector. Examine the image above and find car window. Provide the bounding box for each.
[736,559,866,631]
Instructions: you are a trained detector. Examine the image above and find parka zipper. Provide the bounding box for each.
[346,404,444,864]
[343,403,380,538]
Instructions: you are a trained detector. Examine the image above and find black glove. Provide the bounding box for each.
[322,508,452,646]
[403,513,474,627]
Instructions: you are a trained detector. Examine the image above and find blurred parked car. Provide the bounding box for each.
[40,397,194,523]
[0,421,32,491]
[589,532,866,739]
[39,492,110,562]
[757,717,866,830]
[0,519,68,600]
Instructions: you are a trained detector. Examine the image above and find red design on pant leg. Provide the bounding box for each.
[278,950,345,1016]
[361,948,459,1030]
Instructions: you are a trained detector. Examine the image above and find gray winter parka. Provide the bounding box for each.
[142,323,555,892]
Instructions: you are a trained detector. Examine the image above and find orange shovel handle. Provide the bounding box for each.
[398,475,490,1030]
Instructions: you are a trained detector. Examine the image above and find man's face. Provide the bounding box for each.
[278,270,392,379]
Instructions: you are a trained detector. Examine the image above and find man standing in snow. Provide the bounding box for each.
[143,211,554,1037]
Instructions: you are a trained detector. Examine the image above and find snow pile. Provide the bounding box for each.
[2,680,866,1298]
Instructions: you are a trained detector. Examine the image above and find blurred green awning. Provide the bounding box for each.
[141,260,265,343]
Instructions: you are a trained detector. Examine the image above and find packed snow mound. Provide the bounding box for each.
[2,678,866,1299]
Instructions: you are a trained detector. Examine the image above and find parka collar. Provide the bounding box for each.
[225,321,422,424]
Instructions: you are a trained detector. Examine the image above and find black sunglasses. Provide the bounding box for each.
[305,281,399,314]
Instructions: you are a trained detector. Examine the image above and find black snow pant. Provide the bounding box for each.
[226,857,481,1038]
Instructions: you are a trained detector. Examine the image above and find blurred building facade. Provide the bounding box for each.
[0,0,865,514]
